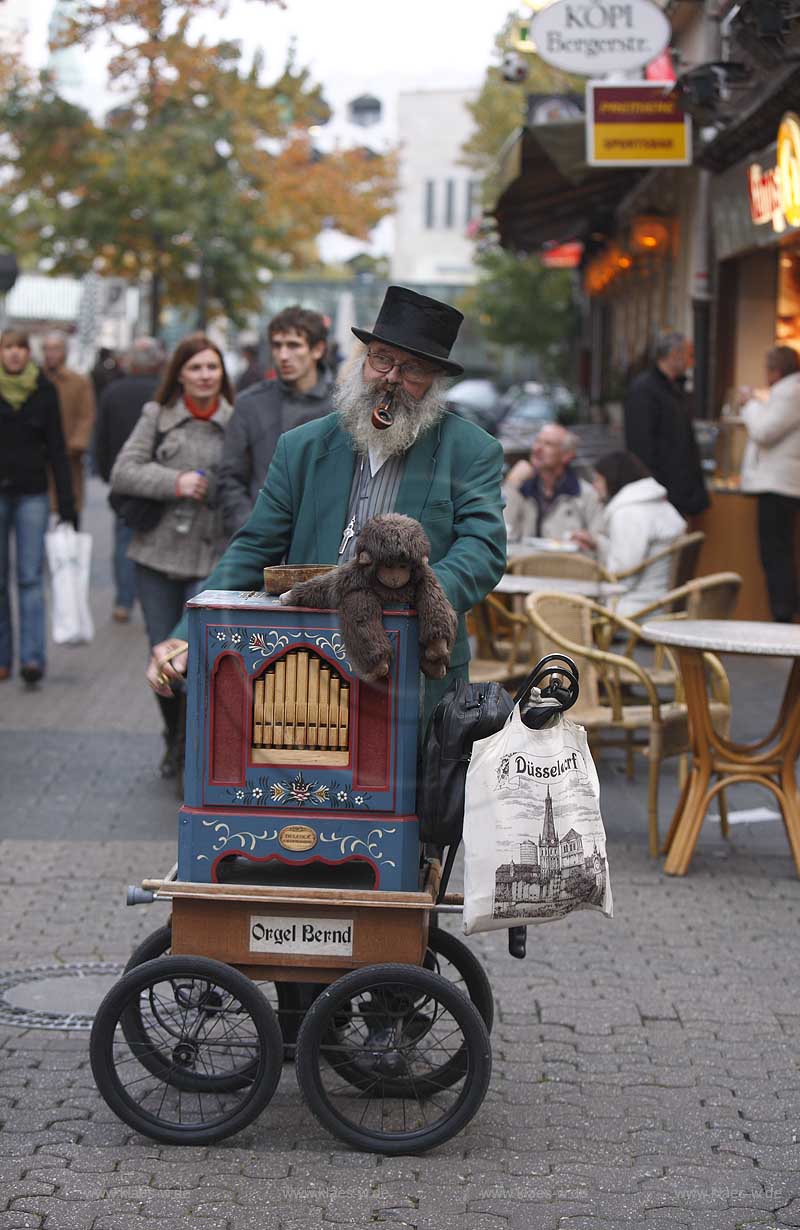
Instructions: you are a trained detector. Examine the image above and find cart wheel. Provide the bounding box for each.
[424,926,494,1032]
[295,964,491,1155]
[123,922,312,1062]
[90,956,283,1146]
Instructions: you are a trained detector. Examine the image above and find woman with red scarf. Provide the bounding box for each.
[111,332,233,779]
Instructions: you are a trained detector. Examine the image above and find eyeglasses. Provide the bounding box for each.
[366,348,437,383]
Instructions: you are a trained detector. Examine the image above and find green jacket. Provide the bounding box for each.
[174,411,507,720]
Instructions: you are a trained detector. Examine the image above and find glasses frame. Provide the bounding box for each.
[366,347,439,383]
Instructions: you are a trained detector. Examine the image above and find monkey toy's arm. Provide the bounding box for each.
[282,572,341,610]
[339,588,394,682]
[413,564,458,679]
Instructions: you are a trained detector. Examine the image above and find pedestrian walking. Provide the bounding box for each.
[110,333,234,779]
[0,328,76,685]
[623,330,709,518]
[94,336,166,623]
[42,331,96,525]
[90,347,122,400]
[234,343,262,393]
[145,286,507,729]
[219,306,334,535]
[740,345,800,622]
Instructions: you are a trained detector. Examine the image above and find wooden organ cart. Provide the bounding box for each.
[89,586,495,1155]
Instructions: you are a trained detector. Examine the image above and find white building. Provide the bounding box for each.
[391,89,482,285]
[0,0,28,53]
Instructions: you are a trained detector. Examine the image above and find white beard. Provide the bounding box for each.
[334,357,449,458]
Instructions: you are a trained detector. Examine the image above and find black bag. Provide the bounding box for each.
[108,425,167,532]
[417,656,580,848]
[109,490,164,532]
[417,679,514,847]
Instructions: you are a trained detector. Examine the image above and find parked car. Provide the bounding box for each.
[496,382,560,453]
[445,379,509,435]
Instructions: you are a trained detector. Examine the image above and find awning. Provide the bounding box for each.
[696,65,800,173]
[491,121,644,252]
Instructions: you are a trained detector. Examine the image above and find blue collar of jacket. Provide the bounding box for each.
[520,464,580,503]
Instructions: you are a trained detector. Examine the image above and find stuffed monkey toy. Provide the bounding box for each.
[281,514,458,683]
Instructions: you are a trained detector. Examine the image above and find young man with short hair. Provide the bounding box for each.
[219,306,333,535]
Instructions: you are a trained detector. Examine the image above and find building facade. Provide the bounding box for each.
[391,89,483,285]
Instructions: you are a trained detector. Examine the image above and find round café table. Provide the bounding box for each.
[494,574,625,600]
[640,619,800,877]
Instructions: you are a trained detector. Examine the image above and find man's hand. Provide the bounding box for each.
[505,459,534,489]
[571,530,596,552]
[146,638,189,696]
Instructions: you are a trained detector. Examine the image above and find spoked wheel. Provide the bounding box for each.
[424,926,494,1032]
[124,922,312,1062]
[90,956,283,1145]
[295,964,492,1155]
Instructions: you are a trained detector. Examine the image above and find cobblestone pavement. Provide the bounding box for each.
[1,478,800,1230]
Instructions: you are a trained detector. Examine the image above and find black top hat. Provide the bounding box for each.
[352,285,464,376]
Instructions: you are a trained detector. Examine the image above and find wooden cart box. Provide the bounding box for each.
[145,874,438,983]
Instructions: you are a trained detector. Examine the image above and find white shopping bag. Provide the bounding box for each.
[44,523,94,645]
[463,706,612,935]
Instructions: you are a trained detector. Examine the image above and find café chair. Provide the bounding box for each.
[468,594,531,686]
[508,550,614,583]
[611,530,706,601]
[525,590,731,858]
[614,572,743,689]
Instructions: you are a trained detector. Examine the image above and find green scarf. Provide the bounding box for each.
[0,360,39,410]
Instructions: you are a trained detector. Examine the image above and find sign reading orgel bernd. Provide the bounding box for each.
[531,0,670,76]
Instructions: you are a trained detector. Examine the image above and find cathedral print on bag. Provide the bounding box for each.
[493,785,607,917]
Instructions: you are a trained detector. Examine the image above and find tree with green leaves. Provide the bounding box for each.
[1,0,396,331]
[460,248,578,383]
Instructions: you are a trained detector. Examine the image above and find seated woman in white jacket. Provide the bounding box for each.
[589,451,687,617]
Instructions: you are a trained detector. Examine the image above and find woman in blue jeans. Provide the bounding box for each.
[0,329,76,684]
[111,333,233,778]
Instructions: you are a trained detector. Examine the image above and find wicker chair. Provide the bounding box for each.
[524,590,731,857]
[615,572,743,690]
[468,594,531,686]
[509,550,614,582]
[612,530,706,602]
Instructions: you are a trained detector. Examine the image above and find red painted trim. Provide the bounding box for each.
[209,850,379,887]
[180,804,419,821]
[208,651,248,785]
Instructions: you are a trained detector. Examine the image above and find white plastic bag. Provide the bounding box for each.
[45,523,94,645]
[463,706,612,935]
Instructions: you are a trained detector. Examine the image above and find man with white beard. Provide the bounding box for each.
[145,286,506,723]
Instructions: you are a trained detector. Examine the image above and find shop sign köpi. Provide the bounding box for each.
[530,0,670,76]
[586,81,691,167]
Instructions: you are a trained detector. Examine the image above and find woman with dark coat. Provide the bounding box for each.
[0,328,76,685]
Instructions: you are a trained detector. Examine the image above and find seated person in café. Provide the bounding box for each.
[503,422,604,546]
[740,345,800,623]
[582,450,686,617]
[142,285,507,729]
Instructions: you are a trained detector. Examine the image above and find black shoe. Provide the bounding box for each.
[159,734,178,778]
[21,663,43,685]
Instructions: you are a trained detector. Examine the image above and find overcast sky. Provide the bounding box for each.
[24,0,519,258]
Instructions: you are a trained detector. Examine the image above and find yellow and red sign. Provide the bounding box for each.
[747,112,800,233]
[586,81,691,167]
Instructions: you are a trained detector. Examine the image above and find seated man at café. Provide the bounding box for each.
[144,285,507,728]
[503,422,604,548]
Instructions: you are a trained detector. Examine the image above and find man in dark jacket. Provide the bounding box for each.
[624,331,709,518]
[94,336,165,621]
[219,306,334,535]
